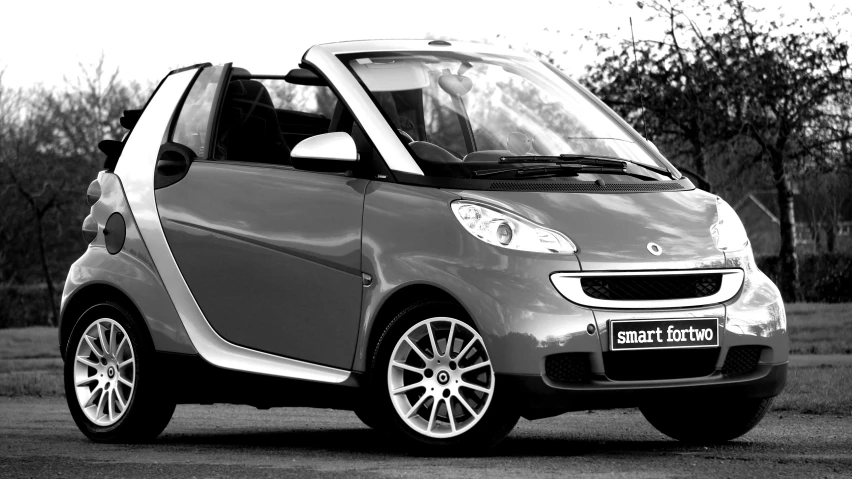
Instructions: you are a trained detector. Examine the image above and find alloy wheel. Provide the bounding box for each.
[72,318,135,426]
[387,317,494,438]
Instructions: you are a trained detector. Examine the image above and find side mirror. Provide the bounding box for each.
[291,132,358,173]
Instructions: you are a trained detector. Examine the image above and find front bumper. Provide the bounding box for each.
[500,362,787,419]
[476,262,788,411]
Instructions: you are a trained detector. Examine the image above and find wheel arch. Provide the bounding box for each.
[59,282,149,358]
[364,282,478,369]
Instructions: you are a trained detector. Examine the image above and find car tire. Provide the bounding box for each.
[369,300,519,454]
[64,301,176,443]
[353,404,386,431]
[640,396,774,443]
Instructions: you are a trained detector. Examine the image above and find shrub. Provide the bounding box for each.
[757,253,852,303]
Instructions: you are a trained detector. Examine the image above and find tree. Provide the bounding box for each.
[580,0,852,301]
[0,58,147,325]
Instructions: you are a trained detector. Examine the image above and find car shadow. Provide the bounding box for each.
[155,426,760,458]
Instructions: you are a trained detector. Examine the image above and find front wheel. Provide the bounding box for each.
[370,301,518,454]
[640,396,774,443]
[64,301,175,442]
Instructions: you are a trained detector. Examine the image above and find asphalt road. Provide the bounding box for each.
[1,397,850,478]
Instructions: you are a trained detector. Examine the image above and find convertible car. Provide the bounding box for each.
[61,39,787,453]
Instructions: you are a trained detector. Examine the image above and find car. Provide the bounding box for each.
[60,39,788,453]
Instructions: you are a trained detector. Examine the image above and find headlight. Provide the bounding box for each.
[451,201,576,254]
[710,197,749,252]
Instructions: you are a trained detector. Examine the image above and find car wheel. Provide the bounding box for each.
[64,301,176,443]
[640,396,774,443]
[371,301,519,454]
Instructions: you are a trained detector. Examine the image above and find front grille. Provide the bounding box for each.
[581,274,722,301]
[722,346,762,376]
[545,353,592,384]
[603,348,720,381]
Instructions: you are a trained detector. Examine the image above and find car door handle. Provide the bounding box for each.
[155,142,195,189]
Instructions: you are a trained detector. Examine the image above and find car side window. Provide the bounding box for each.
[213,70,353,165]
[171,65,224,158]
[265,81,339,151]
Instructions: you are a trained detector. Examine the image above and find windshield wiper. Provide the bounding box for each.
[497,154,675,178]
[473,163,656,180]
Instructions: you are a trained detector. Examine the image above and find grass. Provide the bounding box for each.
[772,364,852,416]
[0,306,850,415]
[786,303,852,354]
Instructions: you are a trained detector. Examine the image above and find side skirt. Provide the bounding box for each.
[156,352,364,410]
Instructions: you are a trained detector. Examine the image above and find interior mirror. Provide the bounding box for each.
[291,132,358,172]
[438,74,473,97]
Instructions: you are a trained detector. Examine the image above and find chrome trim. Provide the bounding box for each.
[303,45,424,176]
[550,269,745,309]
[114,68,350,384]
[647,242,662,256]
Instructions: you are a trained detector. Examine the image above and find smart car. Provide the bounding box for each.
[61,39,787,452]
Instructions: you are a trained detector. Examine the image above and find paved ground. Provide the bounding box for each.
[1,397,850,478]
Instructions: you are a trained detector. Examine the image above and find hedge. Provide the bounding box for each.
[756,253,852,303]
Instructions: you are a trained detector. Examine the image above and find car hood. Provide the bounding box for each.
[455,188,725,271]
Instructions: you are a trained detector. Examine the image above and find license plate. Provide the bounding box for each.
[609,318,719,351]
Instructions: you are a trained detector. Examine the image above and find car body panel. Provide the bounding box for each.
[456,189,725,271]
[111,66,351,383]
[60,171,196,355]
[155,160,367,368]
[358,181,601,376]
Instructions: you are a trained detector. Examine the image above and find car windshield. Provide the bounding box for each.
[343,51,670,181]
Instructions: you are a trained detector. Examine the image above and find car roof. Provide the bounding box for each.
[313,39,530,59]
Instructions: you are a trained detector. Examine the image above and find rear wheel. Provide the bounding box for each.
[370,301,518,454]
[640,396,774,443]
[64,301,175,442]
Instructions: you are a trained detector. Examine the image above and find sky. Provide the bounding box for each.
[1,0,847,89]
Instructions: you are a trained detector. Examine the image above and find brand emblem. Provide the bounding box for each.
[647,242,662,256]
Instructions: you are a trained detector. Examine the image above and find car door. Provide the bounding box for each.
[154,64,367,370]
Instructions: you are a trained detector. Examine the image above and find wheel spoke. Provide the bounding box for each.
[426,396,438,432]
[445,398,456,433]
[460,381,491,394]
[391,360,424,375]
[445,322,456,357]
[108,388,115,421]
[392,381,425,395]
[454,336,476,361]
[115,336,128,357]
[84,387,101,408]
[405,393,430,418]
[75,376,97,387]
[97,324,109,359]
[403,337,430,364]
[460,360,491,373]
[426,321,439,359]
[84,335,104,358]
[76,356,99,368]
[115,388,127,411]
[96,388,107,419]
[118,358,134,369]
[118,376,133,388]
[108,323,117,357]
[456,393,479,418]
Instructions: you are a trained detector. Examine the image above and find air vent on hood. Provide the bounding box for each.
[488,179,692,193]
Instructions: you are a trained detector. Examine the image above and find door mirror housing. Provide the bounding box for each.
[291,132,358,173]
